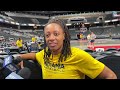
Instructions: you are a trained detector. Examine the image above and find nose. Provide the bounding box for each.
[49,34,55,41]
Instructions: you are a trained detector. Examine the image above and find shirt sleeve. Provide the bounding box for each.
[74,50,105,79]
[36,50,44,66]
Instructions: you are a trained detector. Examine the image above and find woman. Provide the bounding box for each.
[89,32,96,48]
[18,18,117,79]
[16,38,23,53]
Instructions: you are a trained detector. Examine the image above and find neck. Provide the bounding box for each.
[51,46,63,55]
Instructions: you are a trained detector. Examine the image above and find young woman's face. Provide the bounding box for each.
[44,23,65,54]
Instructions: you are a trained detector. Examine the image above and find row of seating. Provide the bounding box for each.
[84,48,120,79]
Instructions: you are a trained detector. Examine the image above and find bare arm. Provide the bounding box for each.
[19,53,36,61]
[96,66,117,79]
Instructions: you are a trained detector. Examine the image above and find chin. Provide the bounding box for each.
[50,48,57,51]
[49,47,58,51]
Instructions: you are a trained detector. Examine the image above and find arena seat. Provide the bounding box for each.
[23,60,42,79]
[85,54,120,79]
[0,52,8,59]
[19,50,28,54]
[84,49,94,53]
[106,48,117,51]
[0,59,3,69]
[98,55,120,79]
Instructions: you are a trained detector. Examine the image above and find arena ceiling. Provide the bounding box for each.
[8,11,89,16]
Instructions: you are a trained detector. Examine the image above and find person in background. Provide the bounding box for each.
[16,38,23,53]
[87,33,91,47]
[31,36,37,42]
[109,32,112,39]
[16,18,117,79]
[89,32,96,48]
[40,34,44,42]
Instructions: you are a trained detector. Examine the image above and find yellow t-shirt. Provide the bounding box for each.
[16,40,23,48]
[32,37,36,42]
[36,47,105,79]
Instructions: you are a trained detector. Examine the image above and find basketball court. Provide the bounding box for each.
[70,39,120,51]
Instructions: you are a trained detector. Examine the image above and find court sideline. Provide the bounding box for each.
[70,39,120,50]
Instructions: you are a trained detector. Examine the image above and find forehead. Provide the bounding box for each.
[44,23,63,31]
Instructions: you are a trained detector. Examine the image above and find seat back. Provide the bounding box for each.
[98,55,120,79]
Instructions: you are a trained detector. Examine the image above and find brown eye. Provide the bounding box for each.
[54,33,59,36]
[45,34,50,38]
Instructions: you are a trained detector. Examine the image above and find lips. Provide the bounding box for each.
[49,43,57,47]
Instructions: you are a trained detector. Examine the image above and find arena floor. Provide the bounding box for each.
[70,39,120,50]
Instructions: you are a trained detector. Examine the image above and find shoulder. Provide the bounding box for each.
[71,47,86,54]
[36,50,44,61]
[71,47,93,58]
[65,47,94,64]
[36,49,44,58]
[36,49,44,55]
[35,50,44,65]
